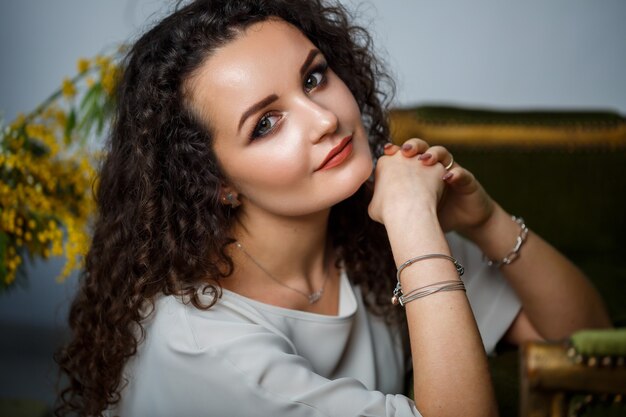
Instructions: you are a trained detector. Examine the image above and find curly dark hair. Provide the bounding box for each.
[54,0,399,415]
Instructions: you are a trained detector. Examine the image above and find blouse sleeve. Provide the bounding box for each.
[118,297,422,417]
[446,232,522,354]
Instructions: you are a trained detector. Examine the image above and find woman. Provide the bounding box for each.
[55,0,611,416]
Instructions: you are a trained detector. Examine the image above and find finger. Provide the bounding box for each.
[442,166,475,189]
[419,145,454,169]
[400,138,430,158]
[383,142,401,156]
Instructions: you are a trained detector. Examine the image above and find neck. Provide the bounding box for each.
[231,205,332,288]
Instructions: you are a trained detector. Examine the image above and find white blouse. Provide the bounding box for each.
[115,233,521,417]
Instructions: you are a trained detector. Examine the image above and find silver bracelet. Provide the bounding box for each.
[392,280,466,306]
[392,254,465,306]
[396,253,464,282]
[484,216,529,267]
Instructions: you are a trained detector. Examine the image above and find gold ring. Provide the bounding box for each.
[444,154,454,171]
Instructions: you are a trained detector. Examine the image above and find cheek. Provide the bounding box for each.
[334,92,360,122]
[226,135,310,195]
[326,73,363,121]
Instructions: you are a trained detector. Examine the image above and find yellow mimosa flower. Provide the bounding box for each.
[1,50,121,290]
[95,55,111,71]
[77,58,90,73]
[62,77,77,99]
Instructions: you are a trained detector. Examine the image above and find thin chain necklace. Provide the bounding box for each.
[235,242,331,304]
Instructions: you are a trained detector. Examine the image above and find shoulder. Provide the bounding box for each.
[143,292,297,355]
[119,293,303,414]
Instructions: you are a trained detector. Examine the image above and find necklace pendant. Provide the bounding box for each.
[308,290,323,304]
[235,241,330,306]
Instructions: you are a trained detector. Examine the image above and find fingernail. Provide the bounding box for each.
[418,153,432,161]
[384,142,393,149]
[401,143,413,151]
[442,172,453,180]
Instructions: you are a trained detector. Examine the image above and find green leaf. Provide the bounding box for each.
[79,82,102,109]
[65,108,76,145]
[77,83,105,142]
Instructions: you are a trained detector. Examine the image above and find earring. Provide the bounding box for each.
[222,192,241,208]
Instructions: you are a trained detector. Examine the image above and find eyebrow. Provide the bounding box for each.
[238,94,279,132]
[299,49,320,77]
[237,49,321,133]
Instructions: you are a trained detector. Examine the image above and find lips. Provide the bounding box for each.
[316,135,353,171]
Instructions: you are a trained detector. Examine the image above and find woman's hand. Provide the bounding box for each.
[383,138,496,235]
[368,139,446,226]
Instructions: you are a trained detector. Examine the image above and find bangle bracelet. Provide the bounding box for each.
[484,216,529,267]
[392,254,465,306]
[396,253,465,283]
[392,280,466,306]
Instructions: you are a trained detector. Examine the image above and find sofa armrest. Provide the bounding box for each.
[520,329,626,417]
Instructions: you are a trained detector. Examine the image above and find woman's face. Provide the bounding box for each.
[186,19,373,218]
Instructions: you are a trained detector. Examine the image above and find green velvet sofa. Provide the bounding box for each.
[389,105,626,416]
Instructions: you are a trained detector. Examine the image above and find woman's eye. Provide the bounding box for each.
[304,68,326,92]
[251,114,280,139]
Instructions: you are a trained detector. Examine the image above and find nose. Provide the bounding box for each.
[295,96,338,143]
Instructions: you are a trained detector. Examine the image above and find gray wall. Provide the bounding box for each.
[1,0,625,406]
[356,0,626,111]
